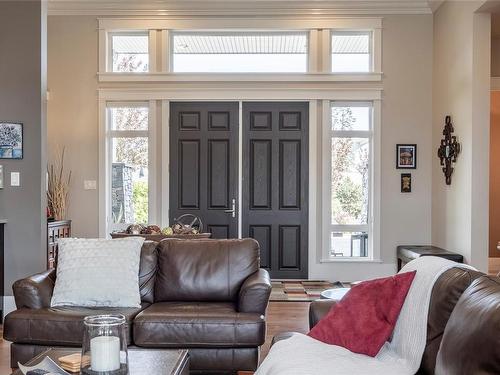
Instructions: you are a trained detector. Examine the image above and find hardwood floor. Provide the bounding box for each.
[489,257,500,275]
[0,301,310,374]
[261,301,310,360]
[0,325,10,374]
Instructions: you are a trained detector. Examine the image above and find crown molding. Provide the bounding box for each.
[48,0,433,16]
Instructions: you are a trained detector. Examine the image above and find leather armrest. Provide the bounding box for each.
[12,269,56,309]
[309,299,338,329]
[238,269,272,314]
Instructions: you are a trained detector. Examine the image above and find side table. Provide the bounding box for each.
[397,245,463,271]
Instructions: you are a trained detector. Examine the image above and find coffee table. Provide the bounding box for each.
[11,348,189,375]
[320,287,350,300]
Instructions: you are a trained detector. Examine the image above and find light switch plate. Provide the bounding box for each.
[84,180,97,190]
[0,165,3,189]
[10,172,20,187]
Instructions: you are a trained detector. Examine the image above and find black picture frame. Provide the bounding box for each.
[396,144,417,169]
[401,173,412,193]
[0,122,23,159]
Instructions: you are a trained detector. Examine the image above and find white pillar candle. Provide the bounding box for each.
[90,335,121,372]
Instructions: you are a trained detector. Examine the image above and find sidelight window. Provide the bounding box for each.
[330,102,373,258]
[171,31,308,73]
[107,103,150,231]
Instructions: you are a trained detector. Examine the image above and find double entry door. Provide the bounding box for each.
[169,102,308,278]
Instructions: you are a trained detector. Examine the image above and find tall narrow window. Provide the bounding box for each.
[110,33,149,72]
[330,102,372,257]
[331,31,372,73]
[107,104,149,230]
[172,32,308,72]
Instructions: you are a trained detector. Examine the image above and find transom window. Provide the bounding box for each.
[171,32,308,73]
[110,32,149,72]
[330,102,373,257]
[331,31,372,73]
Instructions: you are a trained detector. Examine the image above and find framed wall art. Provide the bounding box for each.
[396,144,416,169]
[401,173,412,193]
[0,122,23,159]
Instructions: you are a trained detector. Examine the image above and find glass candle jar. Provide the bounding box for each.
[81,314,128,374]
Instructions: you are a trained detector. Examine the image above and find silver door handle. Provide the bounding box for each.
[224,198,236,218]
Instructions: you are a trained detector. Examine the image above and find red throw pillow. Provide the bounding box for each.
[308,271,416,357]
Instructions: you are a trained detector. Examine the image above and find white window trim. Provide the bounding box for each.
[320,98,381,262]
[99,99,158,236]
[98,88,381,266]
[97,17,382,82]
[169,30,310,74]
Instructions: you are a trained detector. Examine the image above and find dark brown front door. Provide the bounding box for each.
[242,102,309,279]
[169,102,239,239]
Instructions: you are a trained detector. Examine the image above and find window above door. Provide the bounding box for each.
[109,32,149,72]
[171,32,308,73]
[97,17,382,82]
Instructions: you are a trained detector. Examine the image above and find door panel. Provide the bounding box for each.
[170,102,239,239]
[243,102,309,279]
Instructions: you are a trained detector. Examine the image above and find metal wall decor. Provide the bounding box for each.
[437,115,461,185]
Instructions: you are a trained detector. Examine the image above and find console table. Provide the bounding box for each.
[397,245,463,271]
[0,220,5,320]
[47,220,71,269]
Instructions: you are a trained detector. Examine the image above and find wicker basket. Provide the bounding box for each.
[110,232,212,241]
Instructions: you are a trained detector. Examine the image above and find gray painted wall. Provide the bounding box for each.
[0,1,47,296]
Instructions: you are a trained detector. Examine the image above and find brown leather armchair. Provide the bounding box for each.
[4,238,272,374]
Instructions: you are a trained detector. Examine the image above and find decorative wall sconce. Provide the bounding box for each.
[437,116,461,185]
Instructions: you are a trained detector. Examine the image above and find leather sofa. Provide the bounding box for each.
[3,238,272,374]
[274,266,500,374]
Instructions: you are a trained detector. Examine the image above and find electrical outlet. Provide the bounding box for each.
[10,172,20,187]
[84,180,97,190]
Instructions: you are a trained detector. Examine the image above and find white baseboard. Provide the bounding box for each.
[3,296,16,322]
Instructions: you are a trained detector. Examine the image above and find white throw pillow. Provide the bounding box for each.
[51,237,144,308]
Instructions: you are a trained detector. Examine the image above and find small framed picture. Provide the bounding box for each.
[396,144,417,169]
[401,173,412,193]
[0,122,23,159]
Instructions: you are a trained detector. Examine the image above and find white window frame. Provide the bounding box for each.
[97,17,382,82]
[321,99,381,262]
[169,30,310,73]
[100,30,157,73]
[100,100,157,236]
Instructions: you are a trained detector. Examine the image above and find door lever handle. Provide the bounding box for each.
[224,198,236,218]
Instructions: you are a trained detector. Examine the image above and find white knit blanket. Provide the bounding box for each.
[257,257,474,375]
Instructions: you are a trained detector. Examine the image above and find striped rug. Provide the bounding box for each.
[270,280,347,301]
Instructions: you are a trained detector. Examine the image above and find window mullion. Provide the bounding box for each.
[332,130,371,138]
[109,130,149,138]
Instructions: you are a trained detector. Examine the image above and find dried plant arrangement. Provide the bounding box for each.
[47,148,72,221]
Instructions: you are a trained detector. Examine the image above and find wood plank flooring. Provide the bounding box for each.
[0,325,10,374]
[0,301,310,374]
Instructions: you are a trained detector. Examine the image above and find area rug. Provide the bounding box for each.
[270,280,347,302]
